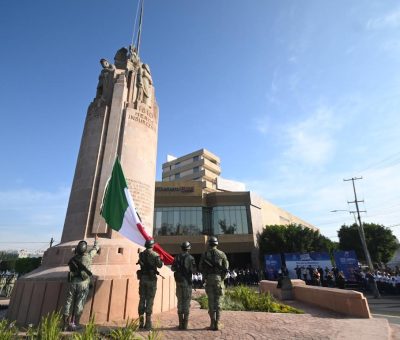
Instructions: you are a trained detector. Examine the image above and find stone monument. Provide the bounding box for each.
[7,46,176,326]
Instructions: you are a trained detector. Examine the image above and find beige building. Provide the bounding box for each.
[162,149,221,192]
[154,149,317,269]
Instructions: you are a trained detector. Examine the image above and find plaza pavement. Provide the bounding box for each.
[2,295,399,339]
[135,298,396,340]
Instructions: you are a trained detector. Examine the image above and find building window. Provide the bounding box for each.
[212,206,249,235]
[153,207,203,236]
[193,166,199,173]
[193,155,199,162]
[153,205,250,237]
[175,173,180,179]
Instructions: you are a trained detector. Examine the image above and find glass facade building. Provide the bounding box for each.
[153,205,250,236]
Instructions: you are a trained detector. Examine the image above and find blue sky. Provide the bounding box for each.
[1,0,400,251]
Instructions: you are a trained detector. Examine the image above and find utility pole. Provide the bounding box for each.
[344,177,380,298]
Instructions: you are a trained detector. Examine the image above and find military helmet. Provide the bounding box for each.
[181,241,191,251]
[208,236,218,246]
[145,239,155,249]
[76,240,87,255]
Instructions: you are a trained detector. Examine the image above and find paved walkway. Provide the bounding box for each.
[135,300,392,340]
[1,295,397,339]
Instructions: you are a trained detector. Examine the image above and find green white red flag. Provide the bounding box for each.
[100,158,174,265]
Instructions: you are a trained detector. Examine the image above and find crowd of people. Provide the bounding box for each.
[354,266,400,295]
[281,264,400,295]
[292,265,346,288]
[192,268,262,288]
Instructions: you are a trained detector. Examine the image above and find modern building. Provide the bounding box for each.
[153,149,317,269]
[162,149,221,193]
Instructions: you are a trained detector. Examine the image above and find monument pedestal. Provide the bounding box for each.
[7,239,176,326]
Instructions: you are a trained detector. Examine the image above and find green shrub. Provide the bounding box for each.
[195,294,209,310]
[36,311,62,340]
[109,318,141,340]
[221,295,244,311]
[72,315,99,340]
[195,286,303,314]
[147,328,163,340]
[0,319,18,340]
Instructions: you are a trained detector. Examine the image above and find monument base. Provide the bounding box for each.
[7,238,176,326]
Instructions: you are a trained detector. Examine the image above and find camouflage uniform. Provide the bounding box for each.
[63,240,99,326]
[199,243,229,331]
[171,250,196,329]
[138,247,163,329]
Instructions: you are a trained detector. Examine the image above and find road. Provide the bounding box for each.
[366,294,400,326]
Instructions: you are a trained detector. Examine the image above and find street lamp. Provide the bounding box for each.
[330,210,358,224]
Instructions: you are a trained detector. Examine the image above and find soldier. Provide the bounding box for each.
[199,236,229,331]
[171,241,196,330]
[63,235,99,331]
[137,239,163,330]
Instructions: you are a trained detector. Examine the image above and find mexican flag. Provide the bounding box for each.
[100,158,174,265]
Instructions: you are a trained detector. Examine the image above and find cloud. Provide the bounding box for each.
[283,106,340,167]
[253,115,271,135]
[366,9,400,30]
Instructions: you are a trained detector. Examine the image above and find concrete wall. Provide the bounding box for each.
[259,280,371,318]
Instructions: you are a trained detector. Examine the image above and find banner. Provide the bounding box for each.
[284,252,332,279]
[333,250,358,281]
[264,254,282,280]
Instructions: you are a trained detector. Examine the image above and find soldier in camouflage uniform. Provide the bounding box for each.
[171,241,196,330]
[63,235,99,331]
[137,239,163,330]
[199,236,229,331]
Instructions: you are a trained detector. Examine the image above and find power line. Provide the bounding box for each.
[0,241,56,244]
[358,151,400,174]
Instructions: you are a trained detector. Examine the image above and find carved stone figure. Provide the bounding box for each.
[96,59,116,106]
[136,63,153,106]
[129,45,140,69]
[114,47,129,69]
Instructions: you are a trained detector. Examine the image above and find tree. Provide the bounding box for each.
[257,224,337,261]
[14,257,42,274]
[338,223,399,265]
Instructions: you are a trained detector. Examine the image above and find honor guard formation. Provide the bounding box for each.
[62,235,229,331]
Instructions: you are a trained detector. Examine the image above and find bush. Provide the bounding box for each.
[0,319,18,340]
[37,311,62,340]
[195,286,303,314]
[15,257,42,275]
[72,315,99,340]
[109,319,140,340]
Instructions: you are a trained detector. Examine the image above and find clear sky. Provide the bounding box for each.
[1,0,400,252]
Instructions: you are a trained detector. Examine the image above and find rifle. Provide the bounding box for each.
[68,256,92,279]
[203,253,228,277]
[137,249,165,279]
[174,254,192,285]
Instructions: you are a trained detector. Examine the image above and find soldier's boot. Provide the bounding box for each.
[62,315,70,331]
[178,313,184,329]
[214,310,222,330]
[145,313,152,330]
[139,314,145,329]
[74,315,83,331]
[183,313,189,330]
[208,311,215,330]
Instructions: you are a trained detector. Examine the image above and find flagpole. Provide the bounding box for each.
[136,0,144,57]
